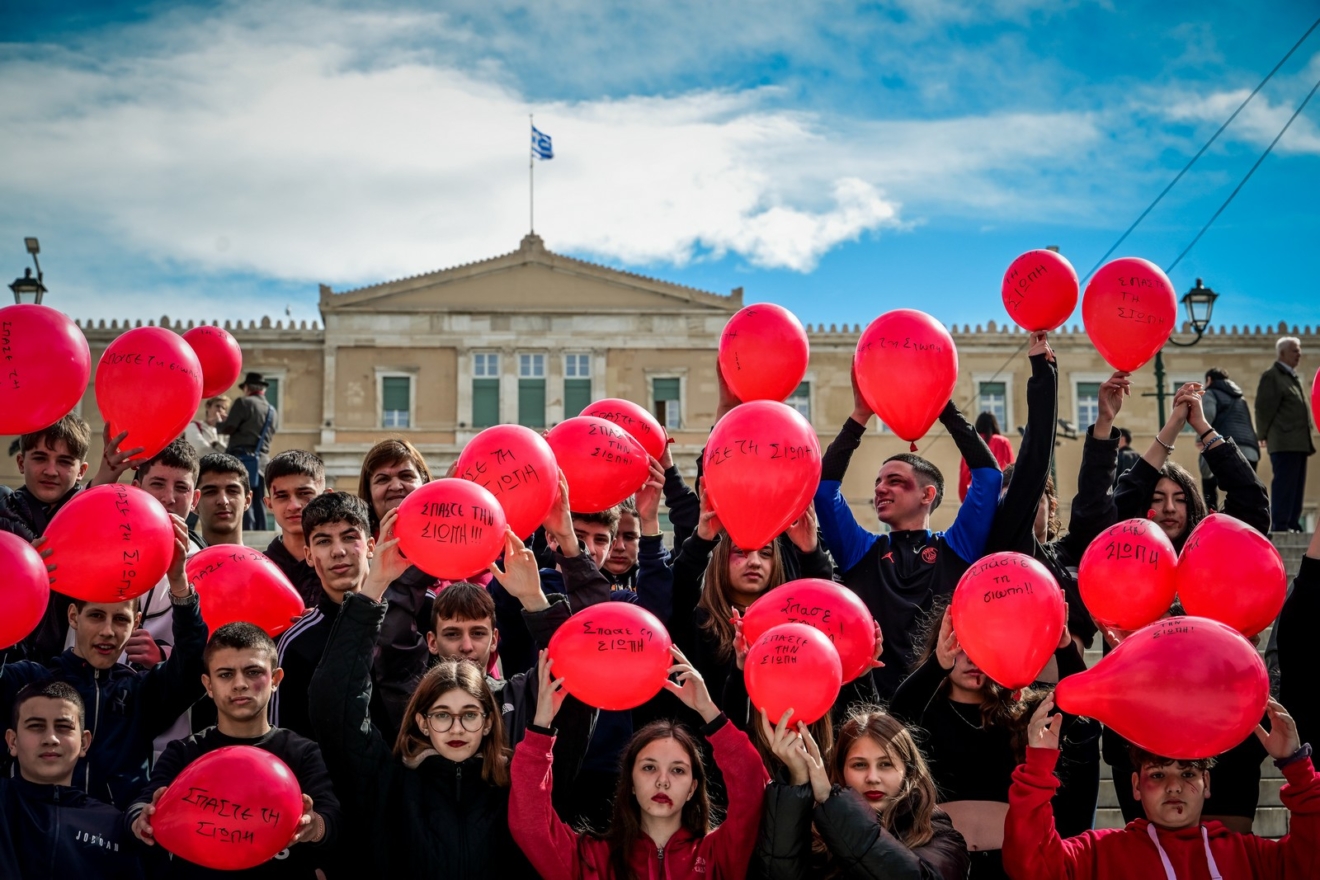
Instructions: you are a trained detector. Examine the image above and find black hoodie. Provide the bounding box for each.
[0,775,141,880]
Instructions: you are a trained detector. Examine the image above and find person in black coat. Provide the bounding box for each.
[1200,367,1261,509]
[1278,529,1320,750]
[756,707,968,880]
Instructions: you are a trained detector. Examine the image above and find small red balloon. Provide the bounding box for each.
[703,401,820,550]
[1078,519,1178,630]
[951,552,1066,690]
[96,326,204,461]
[580,398,668,460]
[455,425,558,539]
[744,622,842,726]
[718,303,810,402]
[394,479,507,580]
[1081,257,1176,372]
[186,546,306,637]
[547,603,672,711]
[1001,249,1079,332]
[1177,513,1287,638]
[182,325,244,398]
[152,746,304,871]
[0,532,50,649]
[855,310,957,444]
[1312,368,1319,439]
[44,485,175,603]
[1055,616,1268,759]
[545,416,650,513]
[0,304,92,435]
[742,579,876,683]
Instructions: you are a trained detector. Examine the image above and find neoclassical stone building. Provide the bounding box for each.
[6,233,1317,530]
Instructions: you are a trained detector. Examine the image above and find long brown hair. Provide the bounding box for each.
[698,537,786,662]
[394,659,510,787]
[586,721,712,880]
[357,438,432,534]
[830,709,938,849]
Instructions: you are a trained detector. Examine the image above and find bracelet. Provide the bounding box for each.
[1202,434,1225,449]
[1274,743,1311,769]
[1155,435,1175,453]
[1198,427,1216,441]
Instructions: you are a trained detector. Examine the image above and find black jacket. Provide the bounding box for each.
[757,781,969,880]
[1278,554,1319,750]
[1203,377,1260,460]
[0,776,141,880]
[264,536,323,608]
[272,593,343,741]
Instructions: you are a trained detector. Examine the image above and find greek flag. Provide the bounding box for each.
[531,126,554,160]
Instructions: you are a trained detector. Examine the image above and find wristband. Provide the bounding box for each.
[1274,743,1311,769]
[1198,427,1216,441]
[1202,434,1224,449]
[1155,436,1175,453]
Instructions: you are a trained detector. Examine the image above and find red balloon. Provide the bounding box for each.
[1312,368,1320,441]
[182,325,244,398]
[1001,249,1079,332]
[186,546,306,637]
[547,603,672,710]
[44,485,175,603]
[703,401,820,550]
[1177,513,1287,638]
[580,398,668,460]
[855,310,957,445]
[744,623,842,726]
[95,327,204,461]
[718,303,810,402]
[1081,257,1176,372]
[394,479,507,580]
[1055,616,1268,759]
[545,417,650,513]
[742,579,876,683]
[152,746,304,870]
[0,532,50,649]
[455,425,558,539]
[1078,519,1178,630]
[0,304,91,435]
[951,552,1066,690]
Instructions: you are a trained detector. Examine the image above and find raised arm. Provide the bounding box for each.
[1003,700,1087,880]
[1057,373,1127,560]
[755,782,816,880]
[140,523,207,734]
[509,729,586,880]
[985,339,1057,555]
[941,401,1003,565]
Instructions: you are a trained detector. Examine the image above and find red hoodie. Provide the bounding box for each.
[510,717,768,879]
[1004,747,1320,879]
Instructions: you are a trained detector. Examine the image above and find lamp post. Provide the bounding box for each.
[1148,278,1220,425]
[9,237,46,305]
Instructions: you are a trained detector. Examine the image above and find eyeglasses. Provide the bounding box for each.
[423,709,486,732]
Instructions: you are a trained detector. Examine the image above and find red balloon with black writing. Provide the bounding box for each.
[182,325,244,398]
[744,622,842,726]
[1078,518,1178,631]
[742,579,876,683]
[0,532,50,649]
[580,398,668,460]
[186,546,306,638]
[394,479,507,581]
[547,603,672,711]
[1176,513,1287,638]
[703,401,819,550]
[545,416,650,513]
[854,309,957,446]
[1312,368,1320,448]
[95,326,204,462]
[1081,257,1176,372]
[718,303,810,402]
[43,484,175,603]
[1055,616,1267,759]
[0,304,92,435]
[151,746,305,871]
[455,424,558,539]
[1001,249,1079,332]
[951,552,1065,690]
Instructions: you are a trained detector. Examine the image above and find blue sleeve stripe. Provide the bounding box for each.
[814,480,879,574]
[944,467,1002,564]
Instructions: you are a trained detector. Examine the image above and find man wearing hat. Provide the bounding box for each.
[217,371,280,531]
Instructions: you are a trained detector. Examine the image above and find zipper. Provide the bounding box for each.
[50,786,60,878]
[455,763,462,801]
[86,670,102,791]
[656,843,665,880]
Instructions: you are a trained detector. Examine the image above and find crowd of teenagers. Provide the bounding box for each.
[1,328,1317,880]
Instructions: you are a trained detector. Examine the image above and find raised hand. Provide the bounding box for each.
[488,528,549,612]
[1094,371,1131,435]
[1027,697,1063,751]
[663,645,719,723]
[1028,330,1055,363]
[850,359,873,425]
[760,708,811,784]
[785,503,818,553]
[167,514,191,597]
[32,536,58,584]
[731,608,749,670]
[695,480,722,542]
[363,507,409,601]
[542,469,576,556]
[865,620,886,671]
[125,629,163,668]
[91,425,146,486]
[635,457,665,534]
[716,358,742,424]
[1254,699,1302,761]
[532,650,568,729]
[934,606,960,671]
[798,723,832,804]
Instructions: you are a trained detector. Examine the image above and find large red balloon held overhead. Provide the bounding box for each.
[394,479,508,581]
[96,326,204,462]
[854,309,958,447]
[718,303,810,403]
[741,579,876,683]
[950,552,1065,690]
[0,532,50,649]
[547,603,672,711]
[0,304,91,435]
[1081,257,1176,372]
[744,622,842,727]
[182,325,244,398]
[44,484,176,603]
[186,546,306,637]
[580,398,668,460]
[455,424,558,539]
[1078,519,1178,631]
[1177,513,1287,638]
[1001,249,1079,332]
[545,416,650,513]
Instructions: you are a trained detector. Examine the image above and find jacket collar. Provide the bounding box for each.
[10,775,88,805]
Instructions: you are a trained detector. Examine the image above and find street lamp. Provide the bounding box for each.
[1148,278,1221,425]
[9,237,46,305]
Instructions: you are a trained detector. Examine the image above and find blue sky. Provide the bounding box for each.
[2,0,1318,331]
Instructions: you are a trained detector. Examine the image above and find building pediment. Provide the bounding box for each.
[320,234,741,315]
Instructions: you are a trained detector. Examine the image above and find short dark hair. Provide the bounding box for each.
[11,680,85,730]
[20,414,92,460]
[265,449,325,490]
[136,438,200,482]
[203,622,278,673]
[974,411,1002,439]
[198,452,250,493]
[1205,367,1229,383]
[71,596,140,615]
[430,582,497,632]
[882,453,945,511]
[617,496,638,517]
[301,492,371,539]
[1129,745,1215,774]
[573,506,621,533]
[1117,427,1133,444]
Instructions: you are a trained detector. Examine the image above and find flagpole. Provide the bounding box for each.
[529,113,535,233]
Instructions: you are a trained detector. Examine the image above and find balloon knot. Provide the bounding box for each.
[666,436,676,445]
[1010,689,1023,702]
[909,441,918,453]
[1147,509,1157,520]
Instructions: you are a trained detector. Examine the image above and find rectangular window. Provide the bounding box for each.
[788,382,811,421]
[653,377,681,431]
[519,353,546,378]
[1076,382,1101,429]
[265,377,281,415]
[381,375,411,428]
[978,381,1007,429]
[564,353,592,416]
[518,353,546,428]
[565,353,591,378]
[472,353,500,428]
[474,352,499,377]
